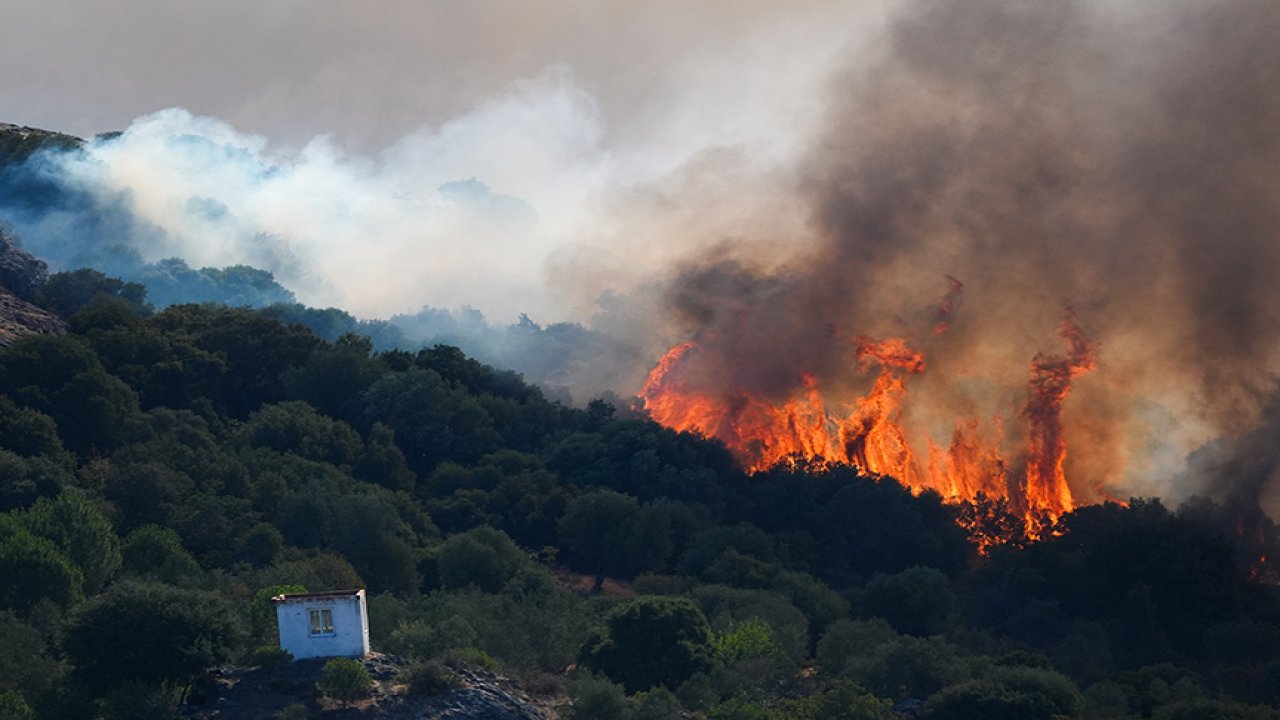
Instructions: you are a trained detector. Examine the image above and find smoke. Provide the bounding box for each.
[4,0,1279,511]
[654,0,1280,508]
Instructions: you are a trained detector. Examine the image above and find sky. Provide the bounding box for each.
[1,0,874,322]
[4,0,1280,512]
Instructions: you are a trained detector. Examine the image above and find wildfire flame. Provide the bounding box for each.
[640,315,1098,547]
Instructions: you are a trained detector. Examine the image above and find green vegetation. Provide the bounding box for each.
[0,268,1277,719]
[317,658,371,704]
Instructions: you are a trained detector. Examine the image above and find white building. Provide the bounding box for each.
[272,589,370,660]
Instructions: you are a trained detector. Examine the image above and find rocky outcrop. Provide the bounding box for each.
[0,229,65,348]
[0,229,48,301]
[0,122,82,169]
[183,654,564,720]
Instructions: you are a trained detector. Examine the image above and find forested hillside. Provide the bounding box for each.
[1,263,1279,720]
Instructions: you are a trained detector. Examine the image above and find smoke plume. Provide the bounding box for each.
[3,0,1279,513]
[653,0,1280,511]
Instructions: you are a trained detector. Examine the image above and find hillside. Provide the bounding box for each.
[0,229,65,347]
[0,162,1277,718]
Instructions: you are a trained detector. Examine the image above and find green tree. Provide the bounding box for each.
[360,367,500,475]
[817,619,899,678]
[437,526,527,592]
[581,596,715,692]
[862,566,955,637]
[22,491,121,593]
[0,451,73,512]
[0,335,141,454]
[63,582,244,694]
[237,401,364,467]
[713,618,779,664]
[0,515,83,612]
[558,490,670,593]
[35,269,148,317]
[0,396,67,460]
[354,422,416,492]
[281,333,383,423]
[119,525,201,585]
[237,523,284,567]
[0,612,59,704]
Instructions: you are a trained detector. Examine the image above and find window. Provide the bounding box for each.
[309,608,334,635]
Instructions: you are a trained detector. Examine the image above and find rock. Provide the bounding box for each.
[0,229,64,348]
[0,229,48,302]
[182,653,564,720]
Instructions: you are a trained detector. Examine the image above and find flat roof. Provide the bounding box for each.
[271,589,365,603]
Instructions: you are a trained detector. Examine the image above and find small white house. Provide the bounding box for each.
[272,589,370,661]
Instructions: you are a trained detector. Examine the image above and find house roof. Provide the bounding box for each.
[270,588,365,604]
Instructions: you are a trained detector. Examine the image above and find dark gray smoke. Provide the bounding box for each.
[658,0,1280,510]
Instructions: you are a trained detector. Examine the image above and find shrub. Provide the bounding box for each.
[317,658,371,704]
[252,645,294,671]
[714,618,779,664]
[566,673,629,720]
[402,660,461,696]
[0,690,32,720]
[443,646,499,673]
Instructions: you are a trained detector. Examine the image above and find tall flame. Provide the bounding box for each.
[640,316,1097,545]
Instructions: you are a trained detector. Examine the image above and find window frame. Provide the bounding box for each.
[308,607,335,636]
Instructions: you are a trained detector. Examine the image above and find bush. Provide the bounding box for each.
[566,673,629,720]
[252,645,294,671]
[580,596,715,692]
[0,690,32,720]
[402,660,460,696]
[443,646,499,673]
[317,658,371,703]
[714,618,779,664]
[384,619,438,660]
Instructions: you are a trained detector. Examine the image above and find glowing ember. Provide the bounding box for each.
[639,315,1098,548]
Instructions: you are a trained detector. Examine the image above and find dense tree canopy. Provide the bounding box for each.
[0,261,1277,719]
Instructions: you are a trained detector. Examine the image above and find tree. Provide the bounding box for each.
[0,612,59,704]
[580,596,715,692]
[558,490,670,593]
[861,566,955,636]
[0,396,67,460]
[436,526,526,592]
[237,401,364,467]
[22,491,120,594]
[119,526,201,585]
[0,335,141,454]
[0,451,72,512]
[0,515,83,612]
[63,582,244,694]
[35,269,148,317]
[360,367,500,475]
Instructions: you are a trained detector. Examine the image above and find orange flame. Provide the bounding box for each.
[1022,316,1095,519]
[639,317,1097,549]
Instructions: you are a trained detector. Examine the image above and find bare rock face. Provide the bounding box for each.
[183,654,564,720]
[0,229,48,301]
[0,287,65,349]
[0,229,65,348]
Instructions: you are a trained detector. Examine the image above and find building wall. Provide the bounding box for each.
[275,592,370,660]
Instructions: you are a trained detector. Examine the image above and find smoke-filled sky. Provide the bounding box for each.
[4,0,1280,513]
[2,0,870,321]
